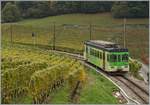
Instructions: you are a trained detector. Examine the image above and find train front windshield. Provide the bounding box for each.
[109,53,129,63]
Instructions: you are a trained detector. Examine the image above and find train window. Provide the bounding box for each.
[92,49,94,56]
[93,49,96,56]
[93,49,94,56]
[97,51,99,58]
[86,46,88,53]
[90,48,95,56]
[96,50,99,58]
[93,49,95,56]
[118,55,121,62]
[99,52,102,59]
[92,49,93,55]
[95,50,97,57]
[122,54,128,62]
[107,54,109,61]
[94,50,98,57]
[110,54,117,62]
[90,48,92,55]
[97,51,100,58]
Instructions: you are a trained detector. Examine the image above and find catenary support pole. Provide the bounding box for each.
[123,18,126,48]
[10,24,13,45]
[89,24,92,40]
[53,22,56,50]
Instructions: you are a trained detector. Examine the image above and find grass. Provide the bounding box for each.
[17,13,149,26]
[2,13,149,62]
[48,68,119,104]
[12,95,32,104]
[49,84,70,104]
[79,69,119,104]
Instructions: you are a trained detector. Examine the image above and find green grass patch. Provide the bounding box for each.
[16,13,149,27]
[12,95,33,104]
[48,68,119,104]
[79,69,119,104]
[49,83,70,104]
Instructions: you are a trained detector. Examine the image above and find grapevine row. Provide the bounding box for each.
[2,62,48,103]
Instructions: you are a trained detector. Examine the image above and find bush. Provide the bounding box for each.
[129,58,142,77]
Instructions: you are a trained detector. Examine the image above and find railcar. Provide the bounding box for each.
[84,40,129,73]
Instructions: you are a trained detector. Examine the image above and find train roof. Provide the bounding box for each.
[85,40,128,52]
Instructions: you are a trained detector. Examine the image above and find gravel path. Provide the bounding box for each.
[139,63,149,84]
[110,76,146,104]
[127,75,149,93]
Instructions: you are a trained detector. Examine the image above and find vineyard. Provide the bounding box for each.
[1,44,119,104]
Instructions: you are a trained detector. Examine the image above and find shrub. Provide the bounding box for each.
[129,58,142,77]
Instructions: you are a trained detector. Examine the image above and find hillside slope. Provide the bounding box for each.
[18,13,148,27]
[2,13,149,62]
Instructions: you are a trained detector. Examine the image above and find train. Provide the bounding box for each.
[84,40,129,73]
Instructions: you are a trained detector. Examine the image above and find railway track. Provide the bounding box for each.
[50,50,149,104]
[111,76,149,104]
[84,61,149,104]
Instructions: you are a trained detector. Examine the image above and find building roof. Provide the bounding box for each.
[85,40,128,52]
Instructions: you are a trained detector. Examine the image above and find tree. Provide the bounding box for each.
[111,2,129,18]
[2,2,21,22]
[1,1,15,10]
[111,1,149,18]
[2,1,148,21]
[16,1,35,18]
[26,1,50,18]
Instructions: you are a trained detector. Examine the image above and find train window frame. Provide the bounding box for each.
[122,54,128,62]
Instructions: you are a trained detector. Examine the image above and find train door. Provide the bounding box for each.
[103,51,105,69]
